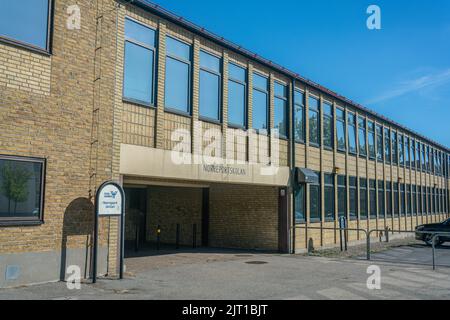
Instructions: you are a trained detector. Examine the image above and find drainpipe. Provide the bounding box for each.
[290,77,296,254]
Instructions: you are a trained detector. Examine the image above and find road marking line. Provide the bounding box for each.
[405,268,450,279]
[346,282,418,300]
[390,271,450,289]
[317,287,367,300]
[284,295,312,300]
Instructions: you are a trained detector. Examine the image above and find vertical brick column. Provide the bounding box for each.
[192,37,201,159]
[247,63,254,163]
[155,21,167,149]
[222,52,229,160]
[319,94,324,246]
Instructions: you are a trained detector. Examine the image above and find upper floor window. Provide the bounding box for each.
[358,116,367,157]
[308,96,320,146]
[274,82,288,138]
[347,113,357,155]
[376,124,383,162]
[0,0,51,52]
[0,155,45,225]
[323,102,333,149]
[399,134,405,166]
[294,90,305,142]
[425,145,430,172]
[391,131,398,165]
[228,63,247,128]
[252,73,268,132]
[368,121,375,159]
[165,36,192,114]
[384,128,391,163]
[405,137,411,167]
[336,108,346,152]
[416,141,422,170]
[421,143,426,171]
[123,18,156,106]
[410,139,416,169]
[199,51,222,121]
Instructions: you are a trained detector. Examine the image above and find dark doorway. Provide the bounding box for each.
[125,187,147,253]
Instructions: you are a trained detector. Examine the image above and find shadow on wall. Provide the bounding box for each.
[60,197,94,281]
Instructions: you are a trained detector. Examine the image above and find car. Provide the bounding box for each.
[415,218,450,246]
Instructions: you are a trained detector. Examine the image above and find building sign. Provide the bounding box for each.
[97,183,123,216]
[202,164,247,176]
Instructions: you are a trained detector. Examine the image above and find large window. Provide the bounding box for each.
[392,131,398,165]
[421,143,426,171]
[360,178,368,219]
[310,172,321,222]
[412,185,417,215]
[400,184,405,216]
[337,175,347,218]
[358,116,367,157]
[405,137,411,167]
[368,121,376,159]
[393,182,399,216]
[406,184,411,216]
[0,155,45,225]
[323,102,333,149]
[252,73,269,132]
[399,134,405,166]
[348,113,357,155]
[378,181,385,218]
[199,51,221,121]
[426,146,430,172]
[349,176,357,220]
[384,128,391,163]
[324,174,335,221]
[228,63,247,128]
[123,18,156,106]
[376,124,383,162]
[411,139,416,170]
[294,90,305,142]
[295,185,305,223]
[386,182,392,217]
[165,36,192,114]
[0,0,52,51]
[416,142,421,169]
[309,96,320,146]
[336,108,346,151]
[274,82,288,138]
[369,179,376,219]
[419,186,424,215]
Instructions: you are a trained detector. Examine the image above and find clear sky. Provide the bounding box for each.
[148,0,450,148]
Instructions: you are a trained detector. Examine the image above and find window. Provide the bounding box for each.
[399,134,404,166]
[405,137,411,167]
[369,179,376,218]
[310,172,321,222]
[376,125,383,161]
[165,36,192,114]
[393,182,399,216]
[426,146,430,172]
[406,184,411,216]
[392,131,398,165]
[419,186,424,215]
[411,139,416,170]
[252,73,268,132]
[336,108,346,152]
[422,186,427,215]
[123,18,156,106]
[378,181,385,218]
[349,176,357,220]
[412,185,417,215]
[199,51,221,121]
[384,128,391,163]
[416,142,421,169]
[294,90,305,142]
[358,116,367,157]
[295,185,305,223]
[337,175,347,218]
[228,63,247,128]
[309,96,320,146]
[368,121,375,159]
[386,182,392,217]
[274,82,288,138]
[360,178,368,219]
[348,113,357,154]
[324,174,335,221]
[400,184,405,216]
[421,143,426,171]
[0,0,52,52]
[0,155,45,225]
[323,102,333,149]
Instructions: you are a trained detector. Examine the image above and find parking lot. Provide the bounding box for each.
[1,241,450,300]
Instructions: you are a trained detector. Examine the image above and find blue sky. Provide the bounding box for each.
[148,0,450,147]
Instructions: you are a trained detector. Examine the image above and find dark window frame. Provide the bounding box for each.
[274,81,289,139]
[227,62,247,129]
[308,95,321,147]
[0,154,46,226]
[252,72,270,133]
[324,173,335,222]
[294,89,305,143]
[322,101,334,150]
[199,50,223,123]
[336,107,346,152]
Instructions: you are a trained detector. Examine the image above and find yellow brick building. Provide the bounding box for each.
[0,0,449,287]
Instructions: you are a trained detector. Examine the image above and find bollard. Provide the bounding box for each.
[156,225,161,251]
[176,224,180,250]
[193,224,197,249]
[385,227,389,242]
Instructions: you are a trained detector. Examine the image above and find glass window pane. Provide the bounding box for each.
[294,91,304,106]
[323,114,333,148]
[337,120,346,151]
[166,36,191,60]
[253,73,267,90]
[0,159,43,219]
[229,63,246,82]
[338,176,347,218]
[274,82,287,98]
[0,0,49,50]
[294,104,304,142]
[252,89,268,131]
[295,185,305,223]
[309,97,319,111]
[310,184,321,221]
[165,57,190,112]
[274,98,287,137]
[123,42,154,104]
[200,51,220,72]
[228,80,246,127]
[199,70,220,120]
[125,18,155,47]
[309,110,319,145]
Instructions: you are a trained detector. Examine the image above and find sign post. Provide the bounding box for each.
[93,181,125,283]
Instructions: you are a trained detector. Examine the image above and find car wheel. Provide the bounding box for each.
[424,235,444,246]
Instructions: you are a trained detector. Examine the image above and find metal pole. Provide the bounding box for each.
[119,198,125,280]
[367,233,371,261]
[339,227,343,252]
[93,201,99,284]
[432,234,436,271]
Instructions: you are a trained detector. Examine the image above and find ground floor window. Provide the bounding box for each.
[310,173,321,222]
[0,155,45,225]
[337,175,346,218]
[295,185,305,223]
[324,174,335,221]
[349,176,357,220]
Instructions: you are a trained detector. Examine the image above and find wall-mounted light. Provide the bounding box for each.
[334,167,341,174]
